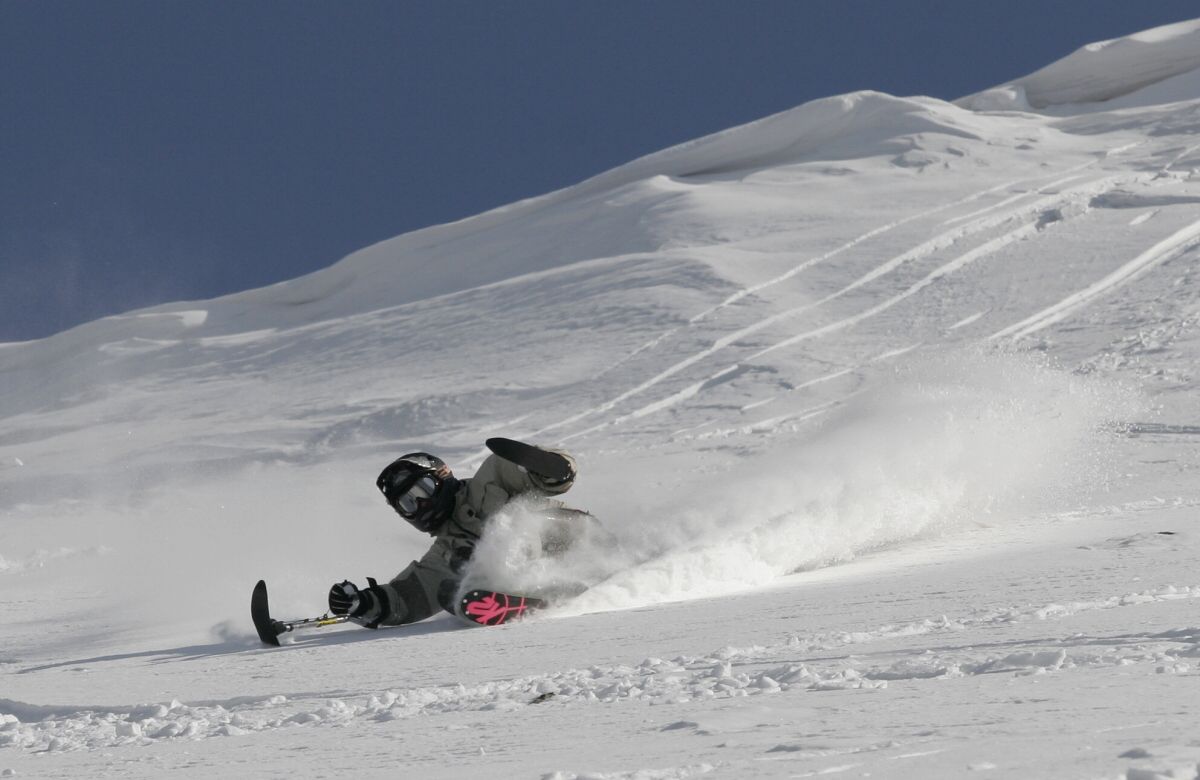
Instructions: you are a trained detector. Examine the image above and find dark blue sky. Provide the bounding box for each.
[3,2,1197,341]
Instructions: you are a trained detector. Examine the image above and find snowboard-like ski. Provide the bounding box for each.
[485,437,572,482]
[457,589,547,626]
[251,579,349,646]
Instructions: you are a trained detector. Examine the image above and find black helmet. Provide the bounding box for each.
[376,452,459,534]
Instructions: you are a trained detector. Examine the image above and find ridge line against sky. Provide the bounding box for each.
[2,1,1198,342]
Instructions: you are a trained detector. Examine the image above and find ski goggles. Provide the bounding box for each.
[393,474,438,518]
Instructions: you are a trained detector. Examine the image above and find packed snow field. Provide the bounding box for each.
[3,19,1200,779]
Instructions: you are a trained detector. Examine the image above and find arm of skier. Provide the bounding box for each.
[328,543,451,628]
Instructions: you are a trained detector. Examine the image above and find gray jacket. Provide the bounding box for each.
[364,450,577,627]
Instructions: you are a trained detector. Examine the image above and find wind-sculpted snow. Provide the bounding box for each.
[958,18,1200,110]
[4,17,1200,780]
[3,584,1196,755]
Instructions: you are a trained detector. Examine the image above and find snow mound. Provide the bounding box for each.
[959,18,1200,110]
[82,91,992,339]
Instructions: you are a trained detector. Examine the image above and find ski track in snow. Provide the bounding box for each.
[3,585,1196,754]
[990,217,1200,341]
[536,135,1190,450]
[673,399,845,443]
[555,169,1155,442]
[714,172,1155,362]
[938,172,1087,227]
[521,163,1115,445]
[578,343,916,444]
[685,168,1088,322]
[742,221,1044,360]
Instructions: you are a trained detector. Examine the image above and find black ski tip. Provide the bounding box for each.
[485,438,571,481]
[251,579,282,646]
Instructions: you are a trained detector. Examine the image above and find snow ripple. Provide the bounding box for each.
[4,585,1195,754]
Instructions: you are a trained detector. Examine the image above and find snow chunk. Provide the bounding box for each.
[113,722,142,738]
[965,649,1067,675]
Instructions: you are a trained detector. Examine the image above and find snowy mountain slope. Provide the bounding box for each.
[3,18,1200,779]
[958,17,1200,110]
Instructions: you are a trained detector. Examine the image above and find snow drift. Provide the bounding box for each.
[3,16,1200,779]
[958,18,1200,110]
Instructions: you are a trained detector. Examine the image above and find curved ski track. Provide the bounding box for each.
[535,158,1187,445]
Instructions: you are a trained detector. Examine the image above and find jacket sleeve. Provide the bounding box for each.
[357,539,463,627]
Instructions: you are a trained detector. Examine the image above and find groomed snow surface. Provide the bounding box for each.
[3,18,1200,780]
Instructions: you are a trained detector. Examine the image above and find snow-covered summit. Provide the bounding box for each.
[959,18,1200,110]
[3,19,1200,779]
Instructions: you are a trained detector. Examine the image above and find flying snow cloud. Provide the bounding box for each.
[467,347,1144,614]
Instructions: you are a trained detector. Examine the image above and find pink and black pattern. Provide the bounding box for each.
[459,590,546,626]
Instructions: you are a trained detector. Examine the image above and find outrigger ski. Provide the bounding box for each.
[251,580,350,647]
[251,580,546,646]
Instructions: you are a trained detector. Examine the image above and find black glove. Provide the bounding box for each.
[328,578,391,628]
[328,580,362,615]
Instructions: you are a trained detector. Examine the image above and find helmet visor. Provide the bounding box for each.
[393,474,438,518]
